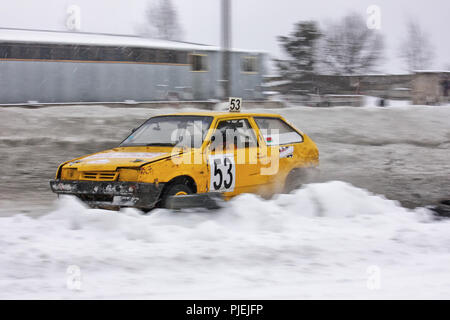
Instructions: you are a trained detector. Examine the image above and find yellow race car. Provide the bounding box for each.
[50,108,319,211]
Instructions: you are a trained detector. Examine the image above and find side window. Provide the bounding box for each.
[190,54,208,72]
[254,117,303,145]
[210,119,258,150]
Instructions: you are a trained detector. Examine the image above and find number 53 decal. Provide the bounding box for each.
[228,97,241,112]
[209,154,235,192]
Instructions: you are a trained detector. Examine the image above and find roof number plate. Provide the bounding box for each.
[228,97,241,112]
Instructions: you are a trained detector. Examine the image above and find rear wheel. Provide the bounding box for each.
[284,168,319,194]
[160,182,194,208]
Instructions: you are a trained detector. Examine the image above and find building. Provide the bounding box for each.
[412,71,450,105]
[0,28,266,104]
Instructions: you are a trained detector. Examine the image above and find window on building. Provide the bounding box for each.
[52,45,73,60]
[241,56,258,73]
[39,46,52,59]
[0,45,11,58]
[0,42,190,65]
[190,54,208,72]
[176,51,188,64]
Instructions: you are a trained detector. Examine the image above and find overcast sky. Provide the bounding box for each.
[1,0,448,74]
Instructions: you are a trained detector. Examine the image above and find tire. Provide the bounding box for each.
[430,200,450,218]
[160,182,194,208]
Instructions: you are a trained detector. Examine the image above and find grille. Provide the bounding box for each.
[80,171,118,181]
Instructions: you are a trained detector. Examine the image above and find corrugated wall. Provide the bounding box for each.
[0,51,265,104]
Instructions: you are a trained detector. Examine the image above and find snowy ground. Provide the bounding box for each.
[1,100,450,298]
[1,183,450,299]
[1,100,449,212]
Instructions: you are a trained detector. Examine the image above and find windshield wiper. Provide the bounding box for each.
[119,142,176,147]
[145,142,176,147]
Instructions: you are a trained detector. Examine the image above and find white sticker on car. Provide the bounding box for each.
[84,152,166,160]
[85,159,110,164]
[279,146,294,158]
[209,154,235,192]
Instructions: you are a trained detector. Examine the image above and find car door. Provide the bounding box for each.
[206,117,262,196]
[252,116,304,194]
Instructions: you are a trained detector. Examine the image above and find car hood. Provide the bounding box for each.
[64,147,177,171]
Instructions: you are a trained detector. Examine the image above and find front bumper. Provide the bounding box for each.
[49,179,165,209]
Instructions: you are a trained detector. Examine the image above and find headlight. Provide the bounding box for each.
[61,168,79,180]
[118,168,140,181]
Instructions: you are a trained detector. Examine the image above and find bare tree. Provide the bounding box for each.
[399,20,434,72]
[140,0,183,41]
[319,13,384,75]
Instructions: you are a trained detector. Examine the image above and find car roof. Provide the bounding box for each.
[153,112,283,119]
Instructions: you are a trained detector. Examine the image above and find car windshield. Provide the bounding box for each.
[120,115,213,148]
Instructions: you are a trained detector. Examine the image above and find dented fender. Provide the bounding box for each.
[138,150,209,193]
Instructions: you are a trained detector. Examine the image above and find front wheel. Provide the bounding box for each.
[160,183,194,208]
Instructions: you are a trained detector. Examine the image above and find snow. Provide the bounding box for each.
[0,28,213,51]
[261,80,292,87]
[413,70,450,74]
[262,91,280,95]
[1,102,449,210]
[1,181,450,299]
[363,96,412,107]
[0,28,263,53]
[1,101,450,299]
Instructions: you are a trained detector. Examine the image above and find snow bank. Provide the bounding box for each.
[2,181,450,299]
